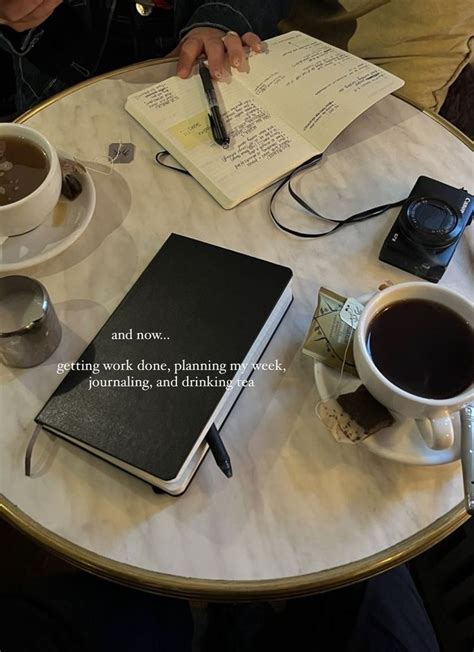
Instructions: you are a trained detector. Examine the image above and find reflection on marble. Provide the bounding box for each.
[1,60,473,584]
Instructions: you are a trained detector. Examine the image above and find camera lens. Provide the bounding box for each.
[400,197,462,248]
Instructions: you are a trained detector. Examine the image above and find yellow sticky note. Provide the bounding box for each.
[168,112,211,149]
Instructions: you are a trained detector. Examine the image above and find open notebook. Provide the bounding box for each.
[125,31,403,209]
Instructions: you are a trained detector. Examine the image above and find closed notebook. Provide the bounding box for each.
[35,234,293,494]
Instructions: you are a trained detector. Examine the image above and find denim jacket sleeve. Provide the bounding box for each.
[0,1,115,119]
[178,0,289,40]
[0,0,289,119]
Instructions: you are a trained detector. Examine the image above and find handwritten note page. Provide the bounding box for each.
[126,74,316,208]
[235,32,404,152]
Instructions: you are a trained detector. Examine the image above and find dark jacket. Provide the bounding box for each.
[0,0,288,120]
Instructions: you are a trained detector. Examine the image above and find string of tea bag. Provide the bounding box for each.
[58,141,125,204]
[315,307,357,420]
[314,300,368,443]
[81,140,125,176]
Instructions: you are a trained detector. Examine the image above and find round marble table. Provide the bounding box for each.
[1,59,473,600]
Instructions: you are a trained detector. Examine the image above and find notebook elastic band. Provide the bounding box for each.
[25,425,42,477]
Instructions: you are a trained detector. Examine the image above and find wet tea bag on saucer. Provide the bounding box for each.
[305,284,395,443]
[60,158,86,201]
[318,385,394,443]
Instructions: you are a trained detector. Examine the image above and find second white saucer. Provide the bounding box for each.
[0,153,96,272]
[314,362,460,466]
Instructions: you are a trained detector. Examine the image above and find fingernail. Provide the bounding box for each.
[177,66,187,78]
[255,43,262,52]
[233,58,241,67]
[214,70,222,79]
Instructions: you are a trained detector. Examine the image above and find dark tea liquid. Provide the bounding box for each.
[0,136,49,206]
[367,299,474,399]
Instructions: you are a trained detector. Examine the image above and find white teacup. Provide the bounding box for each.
[354,282,474,451]
[0,124,62,237]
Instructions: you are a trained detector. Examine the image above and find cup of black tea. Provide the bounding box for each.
[354,282,474,451]
[0,124,62,236]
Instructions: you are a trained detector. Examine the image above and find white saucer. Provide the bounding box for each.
[0,154,96,272]
[314,362,461,466]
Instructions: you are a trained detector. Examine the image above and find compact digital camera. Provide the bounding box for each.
[379,176,473,282]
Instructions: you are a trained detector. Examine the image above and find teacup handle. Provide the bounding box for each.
[416,411,455,450]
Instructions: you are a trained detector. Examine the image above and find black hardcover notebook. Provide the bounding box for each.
[36,234,293,494]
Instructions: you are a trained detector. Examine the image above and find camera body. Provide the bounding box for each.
[379,176,473,282]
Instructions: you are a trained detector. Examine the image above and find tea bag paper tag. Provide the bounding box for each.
[108,143,135,164]
[340,298,364,329]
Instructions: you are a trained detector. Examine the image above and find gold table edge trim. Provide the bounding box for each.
[1,496,468,600]
[3,58,471,600]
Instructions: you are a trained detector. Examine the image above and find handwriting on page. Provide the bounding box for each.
[226,100,269,136]
[222,100,291,171]
[254,72,286,95]
[141,85,178,109]
[304,101,338,131]
[126,71,317,207]
[287,43,351,80]
[340,68,386,93]
[234,32,403,153]
[250,41,354,97]
[223,125,291,170]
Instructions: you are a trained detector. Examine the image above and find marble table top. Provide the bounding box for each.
[1,60,473,599]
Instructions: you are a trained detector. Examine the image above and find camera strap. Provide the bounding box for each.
[156,151,408,236]
[155,151,191,175]
[270,154,408,238]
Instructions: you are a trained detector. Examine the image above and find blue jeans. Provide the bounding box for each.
[0,565,439,651]
[0,573,193,651]
[203,566,440,652]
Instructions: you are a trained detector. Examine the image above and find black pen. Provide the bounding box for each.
[198,62,230,149]
[206,424,233,478]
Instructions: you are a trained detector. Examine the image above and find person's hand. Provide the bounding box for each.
[0,0,62,31]
[167,27,262,80]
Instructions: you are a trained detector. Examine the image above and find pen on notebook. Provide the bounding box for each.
[198,61,230,149]
[206,424,233,478]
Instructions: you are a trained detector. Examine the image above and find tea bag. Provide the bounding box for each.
[302,287,363,376]
[60,158,86,201]
[318,385,394,443]
[307,283,395,443]
[303,283,395,374]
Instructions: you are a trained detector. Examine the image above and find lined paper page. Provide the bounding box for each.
[235,32,404,152]
[126,74,316,208]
